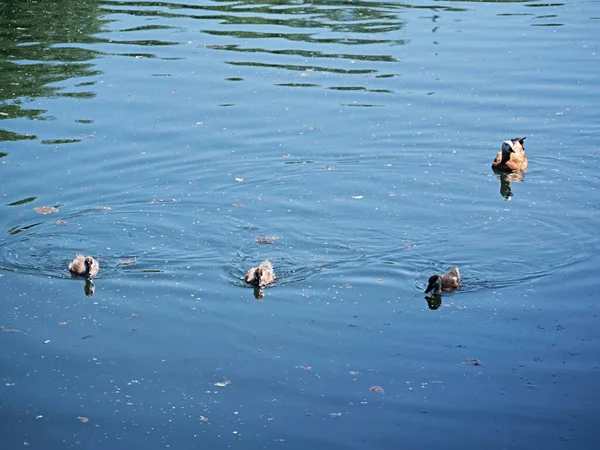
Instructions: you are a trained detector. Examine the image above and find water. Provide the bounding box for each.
[1,1,599,448]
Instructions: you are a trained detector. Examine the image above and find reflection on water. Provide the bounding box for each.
[1,0,599,449]
[84,278,96,296]
[425,294,442,310]
[0,0,104,124]
[494,169,526,200]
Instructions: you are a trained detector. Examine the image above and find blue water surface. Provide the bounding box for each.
[1,1,599,449]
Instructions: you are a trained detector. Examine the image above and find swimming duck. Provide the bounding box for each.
[68,254,99,279]
[424,266,461,295]
[245,260,275,287]
[492,137,528,172]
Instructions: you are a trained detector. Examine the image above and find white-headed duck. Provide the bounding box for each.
[492,137,528,172]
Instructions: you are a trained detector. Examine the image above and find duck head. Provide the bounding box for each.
[502,137,526,154]
[424,275,443,295]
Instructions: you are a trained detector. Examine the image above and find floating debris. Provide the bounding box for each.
[43,340,51,344]
[329,413,343,418]
[233,203,244,207]
[118,257,137,265]
[148,199,179,204]
[348,371,360,376]
[95,206,113,211]
[199,416,209,422]
[461,358,485,367]
[351,196,363,199]
[369,385,385,393]
[54,220,69,226]
[33,206,59,214]
[214,380,231,387]
[234,177,246,183]
[255,237,275,245]
[296,365,312,371]
[78,417,89,423]
[2,328,21,333]
[58,322,68,326]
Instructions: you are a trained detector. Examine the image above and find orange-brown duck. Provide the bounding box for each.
[68,254,99,279]
[425,266,461,295]
[492,137,528,172]
[244,260,275,287]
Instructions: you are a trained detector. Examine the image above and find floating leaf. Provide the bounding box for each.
[370,385,385,393]
[34,206,59,214]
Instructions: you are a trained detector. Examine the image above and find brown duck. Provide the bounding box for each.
[68,254,99,279]
[245,260,275,287]
[425,266,461,295]
[492,137,528,172]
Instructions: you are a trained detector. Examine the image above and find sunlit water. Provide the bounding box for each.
[1,1,599,449]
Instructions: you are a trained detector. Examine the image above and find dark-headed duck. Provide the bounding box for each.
[245,260,275,287]
[425,266,461,295]
[492,137,528,172]
[68,254,99,279]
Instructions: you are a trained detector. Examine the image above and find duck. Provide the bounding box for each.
[492,137,528,172]
[68,254,99,279]
[244,260,275,287]
[424,266,461,295]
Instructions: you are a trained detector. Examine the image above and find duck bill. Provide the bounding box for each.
[424,283,434,294]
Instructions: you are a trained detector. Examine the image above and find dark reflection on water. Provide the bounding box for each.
[493,169,526,200]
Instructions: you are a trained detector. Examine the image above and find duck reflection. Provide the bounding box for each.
[252,286,265,301]
[84,279,96,297]
[494,169,525,200]
[425,294,442,310]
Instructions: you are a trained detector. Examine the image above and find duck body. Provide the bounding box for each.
[492,137,528,172]
[425,266,461,295]
[245,260,275,287]
[68,254,99,278]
